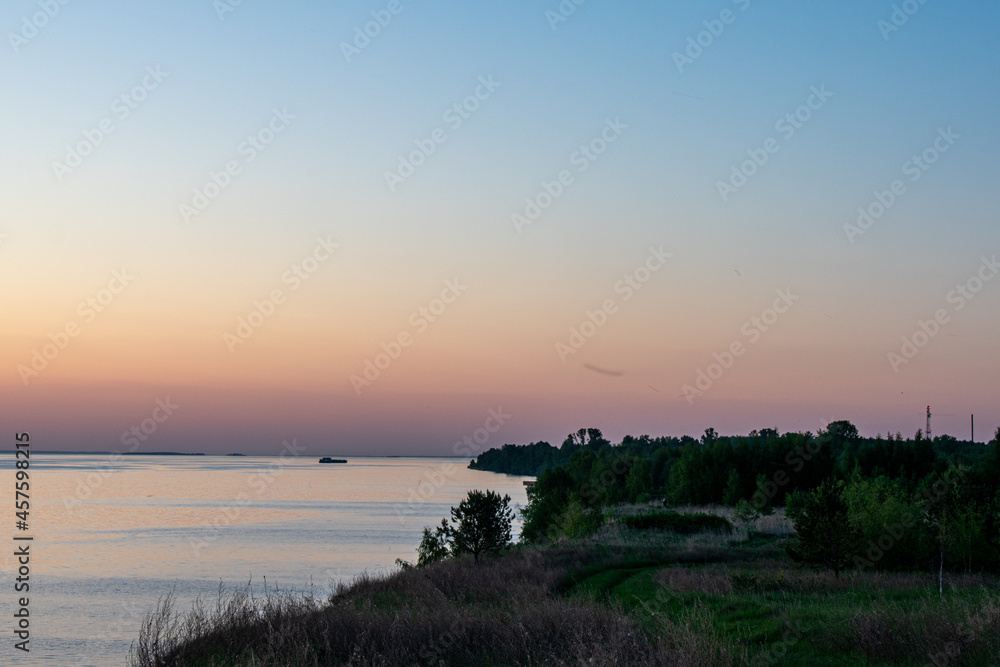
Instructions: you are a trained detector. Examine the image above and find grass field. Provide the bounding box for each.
[561,526,999,666]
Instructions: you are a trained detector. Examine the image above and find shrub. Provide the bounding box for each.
[417,518,451,567]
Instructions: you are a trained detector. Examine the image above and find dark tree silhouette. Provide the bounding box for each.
[824,420,860,442]
[561,428,609,451]
[786,479,860,577]
[449,489,514,562]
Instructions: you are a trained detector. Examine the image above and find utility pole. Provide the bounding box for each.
[971,414,974,443]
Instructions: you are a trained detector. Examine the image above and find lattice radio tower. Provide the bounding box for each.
[926,405,931,440]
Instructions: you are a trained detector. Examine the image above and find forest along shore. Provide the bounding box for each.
[130,422,1000,666]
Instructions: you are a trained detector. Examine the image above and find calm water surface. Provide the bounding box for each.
[0,454,530,666]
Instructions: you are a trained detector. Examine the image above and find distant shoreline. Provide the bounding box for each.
[0,451,474,458]
[0,450,206,456]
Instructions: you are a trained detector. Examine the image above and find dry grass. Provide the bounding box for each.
[129,548,744,667]
[130,583,326,667]
[670,505,796,537]
[846,597,1000,665]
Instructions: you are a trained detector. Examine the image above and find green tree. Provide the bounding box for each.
[449,489,514,562]
[752,473,776,516]
[561,427,608,451]
[844,474,926,571]
[984,428,1000,480]
[416,518,451,567]
[555,498,603,538]
[722,469,743,506]
[787,479,861,577]
[995,489,1000,572]
[949,505,989,574]
[920,466,970,595]
[825,420,860,442]
[625,457,652,502]
[520,466,575,543]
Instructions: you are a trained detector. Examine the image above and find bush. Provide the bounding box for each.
[732,499,760,528]
[417,518,451,567]
[558,499,604,538]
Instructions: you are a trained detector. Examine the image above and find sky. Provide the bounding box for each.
[1,0,998,455]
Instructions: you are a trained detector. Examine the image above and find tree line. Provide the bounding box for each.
[469,422,1000,575]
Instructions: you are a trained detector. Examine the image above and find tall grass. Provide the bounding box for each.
[846,596,1000,665]
[129,549,742,666]
[130,516,1000,666]
[130,582,324,667]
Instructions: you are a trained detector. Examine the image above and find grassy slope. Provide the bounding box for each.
[131,512,1000,667]
[561,529,999,666]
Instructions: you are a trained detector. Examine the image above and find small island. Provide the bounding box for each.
[318,457,347,464]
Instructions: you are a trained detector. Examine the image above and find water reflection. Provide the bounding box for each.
[0,454,531,666]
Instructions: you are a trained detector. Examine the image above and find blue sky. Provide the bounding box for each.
[2,1,998,453]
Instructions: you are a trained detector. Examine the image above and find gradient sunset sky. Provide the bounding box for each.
[2,1,998,455]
